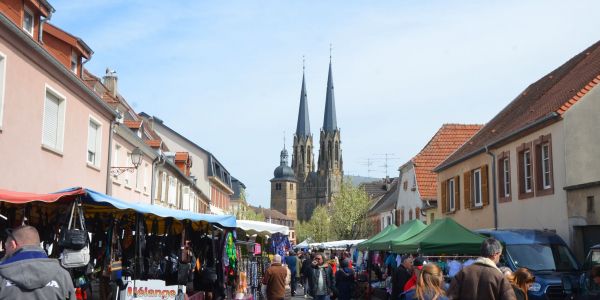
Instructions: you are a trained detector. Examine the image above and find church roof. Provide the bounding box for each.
[322,61,337,132]
[296,72,311,137]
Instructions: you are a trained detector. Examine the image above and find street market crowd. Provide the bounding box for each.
[260,239,600,300]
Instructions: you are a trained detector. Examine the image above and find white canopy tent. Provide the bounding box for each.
[309,239,366,250]
[236,220,289,236]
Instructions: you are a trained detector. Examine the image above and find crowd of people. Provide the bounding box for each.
[261,238,600,300]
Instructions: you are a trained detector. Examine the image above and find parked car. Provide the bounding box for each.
[477,229,581,300]
[570,244,600,299]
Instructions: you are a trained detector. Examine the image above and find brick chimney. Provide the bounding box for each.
[103,68,118,98]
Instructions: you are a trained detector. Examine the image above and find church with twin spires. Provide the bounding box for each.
[270,59,344,223]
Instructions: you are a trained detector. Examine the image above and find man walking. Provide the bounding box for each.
[285,250,298,296]
[447,238,516,300]
[309,254,336,300]
[263,254,288,300]
[392,255,413,300]
[0,225,75,299]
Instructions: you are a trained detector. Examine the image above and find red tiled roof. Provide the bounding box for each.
[437,40,600,171]
[124,120,142,129]
[412,124,482,200]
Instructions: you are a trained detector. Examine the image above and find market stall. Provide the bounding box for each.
[391,217,486,255]
[357,224,397,250]
[369,220,426,251]
[234,220,291,300]
[0,187,237,300]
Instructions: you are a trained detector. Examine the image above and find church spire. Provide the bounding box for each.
[296,58,310,138]
[323,51,337,132]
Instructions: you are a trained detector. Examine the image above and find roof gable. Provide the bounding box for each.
[412,124,482,200]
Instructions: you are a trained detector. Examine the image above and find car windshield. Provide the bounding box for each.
[506,244,579,271]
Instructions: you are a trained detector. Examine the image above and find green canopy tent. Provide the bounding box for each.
[391,218,487,255]
[369,219,427,251]
[357,224,397,250]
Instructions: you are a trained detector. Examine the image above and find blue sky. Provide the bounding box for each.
[50,0,600,208]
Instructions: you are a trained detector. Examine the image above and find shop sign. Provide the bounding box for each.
[125,280,185,299]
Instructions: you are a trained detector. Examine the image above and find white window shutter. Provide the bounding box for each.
[43,93,60,148]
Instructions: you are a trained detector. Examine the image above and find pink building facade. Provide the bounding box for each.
[0,10,115,193]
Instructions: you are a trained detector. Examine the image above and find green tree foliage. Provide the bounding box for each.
[296,205,332,243]
[330,180,371,240]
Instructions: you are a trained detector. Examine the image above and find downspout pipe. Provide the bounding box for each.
[485,145,498,230]
[39,16,48,44]
[105,121,116,195]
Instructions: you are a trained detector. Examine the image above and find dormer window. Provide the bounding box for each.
[70,52,78,74]
[23,8,34,36]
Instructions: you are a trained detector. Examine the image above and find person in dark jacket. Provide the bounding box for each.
[447,238,516,300]
[285,250,298,296]
[393,255,413,299]
[335,259,355,300]
[301,253,313,296]
[0,226,75,300]
[309,254,336,300]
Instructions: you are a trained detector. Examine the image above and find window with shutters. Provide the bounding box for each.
[498,151,511,202]
[168,176,177,206]
[401,207,405,224]
[524,150,532,193]
[541,144,550,188]
[0,53,5,129]
[182,186,190,210]
[87,117,101,166]
[415,207,421,220]
[42,87,66,153]
[448,178,455,211]
[23,7,34,36]
[409,209,413,221]
[472,169,482,207]
[534,134,554,196]
[517,142,534,199]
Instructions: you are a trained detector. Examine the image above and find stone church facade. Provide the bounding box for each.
[271,60,343,222]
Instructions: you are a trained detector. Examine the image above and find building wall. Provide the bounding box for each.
[494,121,570,243]
[437,153,495,230]
[0,26,111,193]
[149,123,211,197]
[397,164,424,223]
[109,134,153,204]
[562,84,600,257]
[563,85,600,187]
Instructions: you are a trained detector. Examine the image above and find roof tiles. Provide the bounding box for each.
[413,124,483,200]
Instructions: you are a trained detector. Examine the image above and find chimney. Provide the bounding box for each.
[385,176,391,191]
[103,68,118,98]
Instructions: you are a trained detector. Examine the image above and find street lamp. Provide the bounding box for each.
[110,146,143,176]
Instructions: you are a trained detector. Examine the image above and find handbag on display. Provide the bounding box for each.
[60,244,90,268]
[59,201,89,250]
